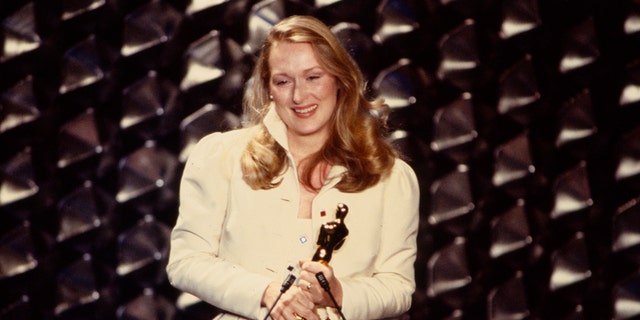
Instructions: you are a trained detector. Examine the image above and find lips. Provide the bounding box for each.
[293,104,318,114]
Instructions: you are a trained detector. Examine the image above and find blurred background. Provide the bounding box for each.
[1,0,640,319]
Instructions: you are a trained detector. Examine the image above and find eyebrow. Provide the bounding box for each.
[271,66,324,77]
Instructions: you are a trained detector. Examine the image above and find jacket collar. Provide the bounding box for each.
[263,102,290,152]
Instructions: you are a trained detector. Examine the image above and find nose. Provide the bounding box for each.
[292,81,307,105]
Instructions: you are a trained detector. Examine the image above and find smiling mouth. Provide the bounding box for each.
[293,105,318,114]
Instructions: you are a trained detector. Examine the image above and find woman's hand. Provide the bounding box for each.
[262,281,320,320]
[297,260,343,309]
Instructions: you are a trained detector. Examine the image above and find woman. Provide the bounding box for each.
[166,15,420,320]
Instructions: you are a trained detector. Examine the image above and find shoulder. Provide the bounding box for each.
[200,126,254,146]
[185,127,256,163]
[383,158,420,194]
[181,127,258,180]
[390,158,418,180]
[192,127,255,153]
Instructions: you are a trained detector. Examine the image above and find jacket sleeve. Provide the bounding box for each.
[166,132,273,319]
[339,160,421,319]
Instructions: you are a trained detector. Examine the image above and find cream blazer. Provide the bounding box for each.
[167,107,420,320]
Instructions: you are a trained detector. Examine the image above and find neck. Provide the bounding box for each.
[287,133,327,163]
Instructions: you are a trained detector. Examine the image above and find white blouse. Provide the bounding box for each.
[167,107,420,320]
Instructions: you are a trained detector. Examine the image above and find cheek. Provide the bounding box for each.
[269,89,288,104]
[322,85,340,106]
[321,79,340,99]
[274,103,287,117]
[270,82,292,96]
[274,106,289,125]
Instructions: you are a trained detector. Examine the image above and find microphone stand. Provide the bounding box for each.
[316,271,346,320]
[263,272,296,320]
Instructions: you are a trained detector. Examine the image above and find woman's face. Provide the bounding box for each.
[268,41,339,144]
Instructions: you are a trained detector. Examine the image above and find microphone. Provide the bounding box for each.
[280,273,297,293]
[316,272,346,320]
[263,269,297,320]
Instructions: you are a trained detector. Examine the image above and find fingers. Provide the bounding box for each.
[297,279,313,291]
[296,278,317,298]
[297,260,343,308]
[298,260,333,280]
[298,260,335,289]
[297,262,323,298]
[269,286,319,320]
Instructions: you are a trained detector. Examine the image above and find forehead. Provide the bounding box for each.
[268,41,322,72]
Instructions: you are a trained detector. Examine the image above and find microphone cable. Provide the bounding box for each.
[315,272,346,320]
[263,272,297,320]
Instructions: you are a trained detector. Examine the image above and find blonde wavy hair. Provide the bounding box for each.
[241,15,397,192]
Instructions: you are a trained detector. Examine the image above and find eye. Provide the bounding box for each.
[273,79,289,86]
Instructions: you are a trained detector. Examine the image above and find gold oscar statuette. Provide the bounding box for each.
[312,203,349,264]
